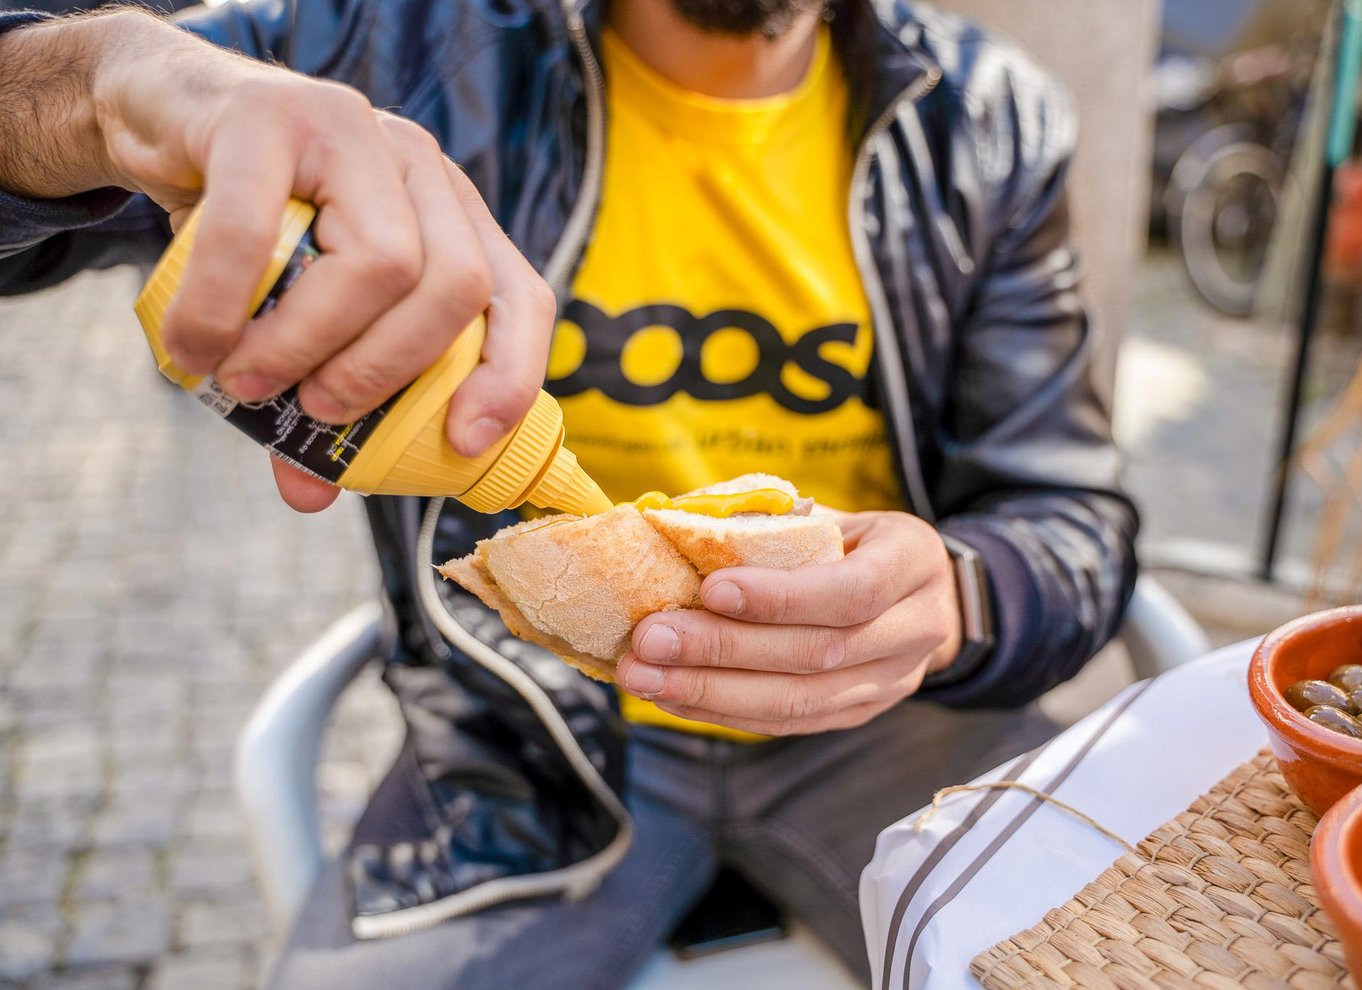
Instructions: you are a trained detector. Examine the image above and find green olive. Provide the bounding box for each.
[1328,664,1362,695]
[1303,704,1362,739]
[1284,679,1351,713]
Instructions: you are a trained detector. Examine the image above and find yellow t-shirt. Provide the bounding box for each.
[547,26,903,738]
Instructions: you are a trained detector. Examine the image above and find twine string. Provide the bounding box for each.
[913,781,1138,854]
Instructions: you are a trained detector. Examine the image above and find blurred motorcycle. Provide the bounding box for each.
[1153,42,1310,317]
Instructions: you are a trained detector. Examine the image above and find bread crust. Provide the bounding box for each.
[437,476,845,683]
[642,510,843,576]
[479,506,702,665]
[437,554,619,681]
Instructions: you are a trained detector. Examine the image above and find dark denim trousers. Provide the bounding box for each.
[267,699,1057,990]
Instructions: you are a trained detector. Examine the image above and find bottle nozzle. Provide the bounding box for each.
[527,446,613,515]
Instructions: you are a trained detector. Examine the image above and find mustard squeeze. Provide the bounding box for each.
[623,488,795,517]
[133,200,612,516]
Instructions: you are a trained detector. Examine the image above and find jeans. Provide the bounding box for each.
[266,697,1058,989]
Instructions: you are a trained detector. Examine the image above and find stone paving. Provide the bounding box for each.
[0,247,1358,988]
[0,266,401,989]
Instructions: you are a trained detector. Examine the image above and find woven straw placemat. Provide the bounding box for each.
[970,750,1354,989]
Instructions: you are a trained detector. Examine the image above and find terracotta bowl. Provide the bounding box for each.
[1311,783,1362,982]
[1247,605,1362,816]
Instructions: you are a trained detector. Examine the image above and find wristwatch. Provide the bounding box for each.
[919,534,996,689]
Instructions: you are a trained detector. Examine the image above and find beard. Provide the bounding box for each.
[668,0,826,38]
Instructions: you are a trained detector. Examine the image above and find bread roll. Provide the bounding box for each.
[439,475,844,682]
[642,510,843,576]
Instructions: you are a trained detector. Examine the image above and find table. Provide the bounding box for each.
[860,639,1270,990]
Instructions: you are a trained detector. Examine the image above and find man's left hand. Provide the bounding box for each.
[615,511,964,736]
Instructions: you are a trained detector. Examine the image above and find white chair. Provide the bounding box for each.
[234,575,1207,989]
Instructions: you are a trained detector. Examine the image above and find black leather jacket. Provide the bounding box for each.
[0,0,1137,939]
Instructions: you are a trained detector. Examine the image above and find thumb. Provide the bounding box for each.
[270,456,341,513]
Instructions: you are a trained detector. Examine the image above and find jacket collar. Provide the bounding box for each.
[559,0,939,144]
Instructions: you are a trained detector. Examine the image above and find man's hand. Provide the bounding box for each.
[615,511,964,736]
[0,11,555,512]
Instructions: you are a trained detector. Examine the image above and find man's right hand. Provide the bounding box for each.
[0,10,556,511]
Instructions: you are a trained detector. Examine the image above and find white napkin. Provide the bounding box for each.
[860,640,1270,990]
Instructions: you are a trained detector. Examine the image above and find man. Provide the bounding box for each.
[0,1,1138,986]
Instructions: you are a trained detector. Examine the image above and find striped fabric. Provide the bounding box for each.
[860,640,1267,990]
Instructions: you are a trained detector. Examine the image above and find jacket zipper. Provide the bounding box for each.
[848,66,942,523]
[541,9,607,303]
[378,15,937,942]
[355,497,634,940]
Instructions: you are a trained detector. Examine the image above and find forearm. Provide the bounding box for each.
[1,11,122,197]
[0,8,182,199]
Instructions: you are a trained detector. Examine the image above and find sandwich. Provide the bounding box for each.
[438,473,843,682]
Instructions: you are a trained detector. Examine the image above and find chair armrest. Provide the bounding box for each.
[233,601,387,937]
[1121,575,1212,681]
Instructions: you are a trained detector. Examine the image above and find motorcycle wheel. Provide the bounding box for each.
[1174,140,1282,318]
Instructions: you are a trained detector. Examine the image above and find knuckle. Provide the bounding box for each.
[245,340,318,383]
[318,354,405,407]
[447,262,493,314]
[805,628,843,671]
[380,113,442,156]
[679,670,714,709]
[776,681,816,722]
[479,373,539,423]
[357,234,424,298]
[838,570,880,624]
[764,584,796,625]
[709,623,739,667]
[526,273,558,320]
[319,80,373,119]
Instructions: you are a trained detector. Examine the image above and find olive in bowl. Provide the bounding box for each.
[1247,606,1362,816]
[1310,782,1362,983]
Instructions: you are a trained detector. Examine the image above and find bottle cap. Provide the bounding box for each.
[132,199,316,383]
[458,391,612,515]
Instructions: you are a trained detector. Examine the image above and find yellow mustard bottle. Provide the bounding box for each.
[133,199,612,516]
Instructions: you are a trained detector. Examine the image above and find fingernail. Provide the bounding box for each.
[621,660,666,698]
[304,383,353,422]
[704,581,744,615]
[222,372,283,403]
[637,624,679,662]
[461,417,507,457]
[820,641,845,670]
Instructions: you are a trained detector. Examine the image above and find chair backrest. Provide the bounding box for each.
[920,0,1162,402]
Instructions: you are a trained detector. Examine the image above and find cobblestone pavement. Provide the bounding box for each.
[0,267,401,989]
[0,248,1357,988]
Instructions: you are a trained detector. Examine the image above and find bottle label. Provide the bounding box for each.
[189,227,404,484]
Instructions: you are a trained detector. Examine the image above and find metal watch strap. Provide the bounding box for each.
[919,534,997,690]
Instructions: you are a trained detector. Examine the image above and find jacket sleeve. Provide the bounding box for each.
[916,67,1140,709]
[0,1,357,295]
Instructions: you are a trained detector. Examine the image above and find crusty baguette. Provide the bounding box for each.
[439,475,844,683]
[437,553,618,682]
[641,471,840,575]
[479,505,701,675]
[642,510,843,576]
